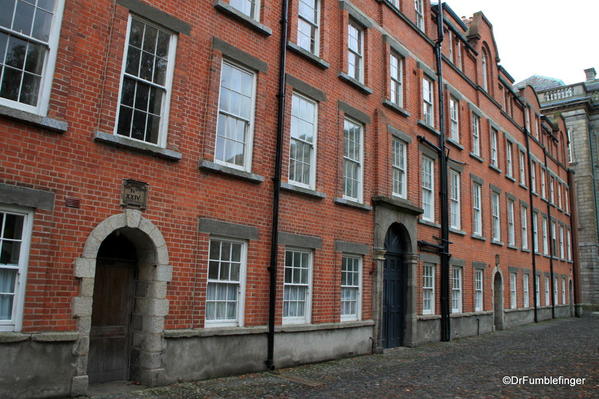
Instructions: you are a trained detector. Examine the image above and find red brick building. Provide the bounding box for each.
[0,0,576,398]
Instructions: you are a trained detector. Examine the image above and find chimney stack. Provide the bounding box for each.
[584,67,596,81]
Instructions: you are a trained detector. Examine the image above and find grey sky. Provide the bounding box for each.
[445,0,599,85]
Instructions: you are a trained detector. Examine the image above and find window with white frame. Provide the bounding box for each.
[521,206,528,250]
[535,275,540,306]
[449,170,461,230]
[389,52,403,107]
[340,255,361,321]
[392,137,407,198]
[523,274,530,308]
[532,211,539,253]
[557,183,562,209]
[541,168,546,199]
[549,176,555,204]
[421,156,434,222]
[525,107,531,132]
[0,207,33,332]
[471,113,480,156]
[510,272,517,309]
[472,182,482,236]
[216,61,256,170]
[451,267,462,313]
[456,39,462,70]
[0,0,64,114]
[449,96,459,142]
[343,118,363,202]
[474,269,483,312]
[422,77,434,126]
[283,248,312,324]
[422,263,435,315]
[481,50,488,92]
[506,141,513,178]
[551,221,557,257]
[230,0,260,20]
[542,216,549,255]
[448,31,454,63]
[297,0,319,55]
[559,225,564,259]
[553,277,558,304]
[530,161,537,193]
[347,20,363,83]
[566,229,572,261]
[565,188,570,213]
[490,128,498,167]
[519,150,526,185]
[544,277,550,306]
[414,0,424,31]
[507,199,515,246]
[561,277,566,304]
[567,128,574,163]
[289,93,317,189]
[116,17,177,146]
[205,238,246,327]
[491,191,501,242]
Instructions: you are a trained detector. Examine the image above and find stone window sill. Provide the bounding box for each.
[417,120,440,135]
[214,0,272,36]
[281,182,325,199]
[382,100,410,118]
[334,197,372,211]
[469,152,484,163]
[418,219,440,229]
[446,138,463,151]
[506,175,516,182]
[199,160,264,183]
[94,131,182,161]
[489,164,502,174]
[338,72,373,95]
[491,240,504,247]
[286,42,329,69]
[507,244,518,250]
[449,228,466,236]
[0,105,68,133]
[471,235,486,241]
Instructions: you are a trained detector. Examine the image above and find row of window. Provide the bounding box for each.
[422,263,570,315]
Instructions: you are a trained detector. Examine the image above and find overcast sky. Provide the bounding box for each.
[445,0,599,85]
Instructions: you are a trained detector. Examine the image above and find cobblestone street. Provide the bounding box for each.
[84,317,599,399]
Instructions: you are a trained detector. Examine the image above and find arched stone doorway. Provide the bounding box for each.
[493,272,504,330]
[382,223,411,348]
[70,210,172,395]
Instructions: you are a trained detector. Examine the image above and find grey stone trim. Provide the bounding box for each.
[213,0,272,36]
[418,218,440,229]
[338,101,371,124]
[471,235,486,241]
[338,73,373,95]
[287,42,330,69]
[544,272,551,278]
[165,325,267,338]
[446,138,464,151]
[0,183,54,211]
[212,37,268,72]
[31,331,79,342]
[417,120,441,135]
[445,84,463,100]
[94,131,182,161]
[420,253,440,264]
[449,228,466,236]
[522,269,531,275]
[450,258,465,267]
[280,182,325,199]
[504,130,515,143]
[286,74,326,102]
[0,105,68,132]
[489,120,502,134]
[383,34,409,57]
[488,164,502,174]
[491,240,504,246]
[0,332,30,343]
[340,0,373,28]
[198,218,259,240]
[278,231,322,249]
[507,244,518,250]
[335,240,370,255]
[468,102,483,117]
[520,199,529,208]
[419,143,439,160]
[276,319,374,333]
[489,184,502,193]
[469,152,484,163]
[470,173,484,185]
[506,193,516,201]
[383,100,411,118]
[449,162,463,173]
[417,61,436,80]
[508,266,520,274]
[334,197,373,211]
[371,196,423,215]
[472,261,487,270]
[199,160,265,183]
[117,0,191,34]
[388,125,412,143]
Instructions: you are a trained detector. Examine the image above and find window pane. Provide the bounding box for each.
[0,0,15,29]
[32,9,53,42]
[13,1,35,36]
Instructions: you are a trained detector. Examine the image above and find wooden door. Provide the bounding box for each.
[383,253,405,348]
[88,260,135,383]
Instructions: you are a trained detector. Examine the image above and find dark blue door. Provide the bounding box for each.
[383,251,406,348]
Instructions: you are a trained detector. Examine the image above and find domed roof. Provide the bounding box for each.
[515,75,565,91]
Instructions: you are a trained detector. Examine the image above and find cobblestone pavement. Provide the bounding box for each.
[83,317,599,399]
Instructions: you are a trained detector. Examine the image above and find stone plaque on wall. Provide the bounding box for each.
[121,179,148,210]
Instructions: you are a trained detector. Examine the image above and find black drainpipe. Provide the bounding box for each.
[523,127,538,322]
[434,3,451,342]
[266,0,290,370]
[542,145,556,320]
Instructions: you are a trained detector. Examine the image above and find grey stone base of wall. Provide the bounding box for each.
[578,303,599,316]
[163,321,374,384]
[504,308,535,329]
[415,312,494,345]
[0,336,77,399]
